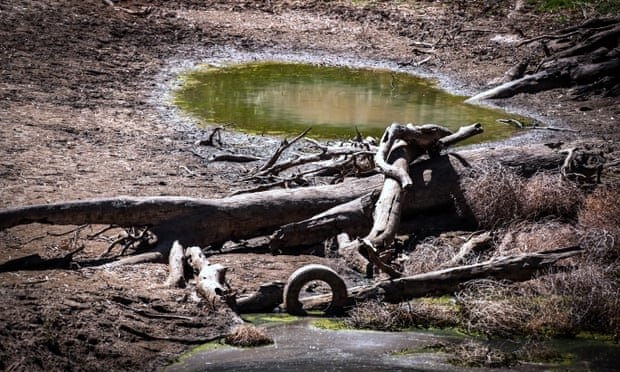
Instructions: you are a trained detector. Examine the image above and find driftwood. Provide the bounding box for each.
[185,246,231,305]
[0,176,379,267]
[236,282,284,313]
[0,129,573,315]
[0,143,565,264]
[296,247,583,313]
[339,123,484,278]
[164,240,186,288]
[467,16,620,101]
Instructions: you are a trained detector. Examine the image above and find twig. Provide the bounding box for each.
[516,30,581,47]
[208,154,262,163]
[496,118,524,128]
[255,146,374,178]
[231,175,307,196]
[100,226,152,258]
[259,127,312,172]
[179,165,198,177]
[87,225,118,239]
[196,126,224,146]
[23,224,89,244]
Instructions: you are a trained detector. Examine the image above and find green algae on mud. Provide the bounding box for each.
[174,61,527,142]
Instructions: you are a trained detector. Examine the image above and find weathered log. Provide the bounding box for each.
[0,144,565,260]
[340,123,484,277]
[269,191,379,254]
[164,240,186,288]
[185,246,229,303]
[236,282,284,313]
[300,247,583,311]
[468,17,620,101]
[466,69,569,102]
[0,176,380,249]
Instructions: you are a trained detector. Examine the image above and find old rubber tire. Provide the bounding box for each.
[283,264,348,316]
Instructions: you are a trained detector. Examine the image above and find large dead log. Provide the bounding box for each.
[0,144,565,261]
[298,247,583,312]
[468,17,620,101]
[340,123,484,278]
[0,177,380,249]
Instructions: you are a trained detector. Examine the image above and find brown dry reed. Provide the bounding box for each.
[520,172,583,219]
[578,185,620,254]
[402,236,457,275]
[461,163,524,228]
[345,299,459,331]
[448,340,517,368]
[462,165,584,228]
[224,324,273,347]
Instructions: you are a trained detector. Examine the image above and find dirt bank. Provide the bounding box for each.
[0,1,618,370]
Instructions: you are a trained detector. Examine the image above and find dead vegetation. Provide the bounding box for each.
[224,324,273,347]
[1,0,620,370]
[346,163,619,341]
[447,340,517,368]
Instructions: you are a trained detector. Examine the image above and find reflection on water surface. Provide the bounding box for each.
[174,62,525,143]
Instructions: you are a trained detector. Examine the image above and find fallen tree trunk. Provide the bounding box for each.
[468,16,620,101]
[0,177,380,249]
[340,123,484,277]
[297,247,582,312]
[0,144,565,267]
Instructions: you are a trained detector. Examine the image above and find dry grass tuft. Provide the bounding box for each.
[224,324,273,347]
[448,340,517,368]
[456,280,533,337]
[578,185,620,253]
[495,220,580,255]
[461,164,524,228]
[457,265,619,339]
[345,299,460,331]
[345,300,408,331]
[520,172,583,219]
[402,236,458,275]
[514,340,564,364]
[533,262,620,338]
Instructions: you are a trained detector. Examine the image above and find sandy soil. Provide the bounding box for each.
[0,1,618,370]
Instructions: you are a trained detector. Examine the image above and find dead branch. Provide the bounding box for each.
[442,231,492,268]
[196,126,223,146]
[185,246,230,303]
[340,123,483,278]
[516,30,582,47]
[469,17,620,101]
[208,153,262,163]
[259,127,311,172]
[165,240,186,288]
[254,147,374,177]
[299,247,583,312]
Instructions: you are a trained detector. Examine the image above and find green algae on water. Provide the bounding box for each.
[174,61,526,142]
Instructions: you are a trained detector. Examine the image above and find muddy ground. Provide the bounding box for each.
[0,1,618,371]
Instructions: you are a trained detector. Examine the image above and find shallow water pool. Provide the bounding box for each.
[174,62,525,143]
